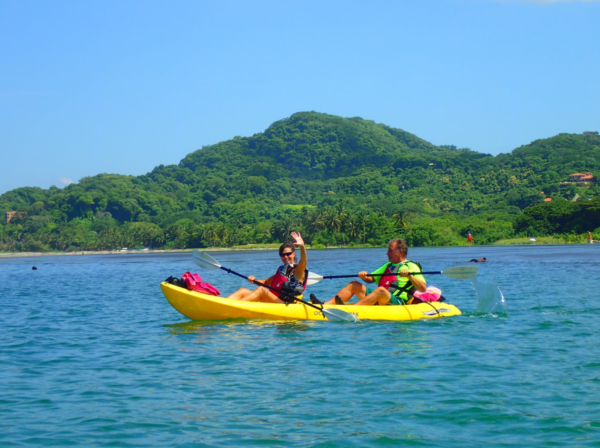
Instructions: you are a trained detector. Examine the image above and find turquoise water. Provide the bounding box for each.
[1,245,599,447]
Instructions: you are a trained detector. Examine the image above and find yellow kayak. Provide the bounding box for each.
[161,282,462,321]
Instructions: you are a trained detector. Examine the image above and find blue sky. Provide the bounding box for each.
[1,0,599,195]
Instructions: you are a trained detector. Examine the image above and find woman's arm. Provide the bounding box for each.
[263,275,275,287]
[290,231,307,283]
[248,275,274,286]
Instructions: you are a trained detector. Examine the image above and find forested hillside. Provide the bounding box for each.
[2,112,599,251]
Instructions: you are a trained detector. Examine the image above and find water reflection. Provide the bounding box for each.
[165,319,245,334]
[275,321,312,335]
[164,318,314,336]
[386,324,432,355]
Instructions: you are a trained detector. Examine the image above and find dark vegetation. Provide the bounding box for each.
[1,112,599,252]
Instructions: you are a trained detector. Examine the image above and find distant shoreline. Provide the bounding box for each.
[1,238,594,259]
[0,249,186,259]
[0,245,290,259]
[0,247,272,259]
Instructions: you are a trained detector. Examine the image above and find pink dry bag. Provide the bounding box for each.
[181,272,221,296]
[412,286,442,302]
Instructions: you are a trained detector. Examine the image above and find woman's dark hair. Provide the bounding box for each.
[279,242,295,256]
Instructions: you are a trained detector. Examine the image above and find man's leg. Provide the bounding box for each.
[324,281,367,305]
[355,287,392,306]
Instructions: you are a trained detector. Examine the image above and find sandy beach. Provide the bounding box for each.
[0,245,287,259]
[0,249,191,259]
[0,244,354,259]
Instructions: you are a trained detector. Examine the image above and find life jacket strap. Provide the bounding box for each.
[388,282,415,304]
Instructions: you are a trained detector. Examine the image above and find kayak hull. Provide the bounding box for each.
[161,283,462,321]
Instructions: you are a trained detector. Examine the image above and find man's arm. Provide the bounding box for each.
[358,271,375,283]
[399,264,427,292]
[360,264,387,284]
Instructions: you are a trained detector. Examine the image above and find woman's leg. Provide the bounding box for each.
[228,288,253,300]
[239,286,285,304]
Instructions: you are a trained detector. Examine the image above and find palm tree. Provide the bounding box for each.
[355,209,369,244]
[393,210,409,230]
[308,209,326,234]
[215,224,229,247]
[322,208,341,245]
[273,215,296,241]
[202,223,220,247]
[335,204,350,245]
[346,212,360,243]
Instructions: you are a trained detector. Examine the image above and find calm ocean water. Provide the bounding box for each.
[1,245,599,447]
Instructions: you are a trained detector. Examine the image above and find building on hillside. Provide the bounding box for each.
[561,172,596,189]
[544,198,552,202]
[5,211,27,223]
[567,172,595,183]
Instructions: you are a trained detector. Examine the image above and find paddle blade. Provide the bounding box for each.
[192,250,222,270]
[441,266,478,279]
[306,272,324,286]
[323,308,360,323]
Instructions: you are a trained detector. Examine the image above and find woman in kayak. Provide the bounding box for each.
[227,231,308,303]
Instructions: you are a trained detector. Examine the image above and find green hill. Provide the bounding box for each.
[1,112,599,251]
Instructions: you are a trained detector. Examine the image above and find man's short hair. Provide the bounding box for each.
[389,238,408,256]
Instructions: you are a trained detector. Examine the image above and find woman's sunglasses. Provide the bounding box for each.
[280,251,294,257]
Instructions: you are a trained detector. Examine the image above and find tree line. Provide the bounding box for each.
[1,202,519,252]
[1,113,599,252]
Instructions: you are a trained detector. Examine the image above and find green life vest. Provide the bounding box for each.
[376,260,423,305]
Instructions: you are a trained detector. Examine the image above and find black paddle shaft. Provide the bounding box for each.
[322,271,440,280]
[219,266,326,314]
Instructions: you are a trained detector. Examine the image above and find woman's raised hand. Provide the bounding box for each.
[290,231,305,247]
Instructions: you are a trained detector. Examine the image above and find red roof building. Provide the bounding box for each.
[568,172,595,182]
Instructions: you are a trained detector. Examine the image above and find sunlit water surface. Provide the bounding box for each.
[1,245,599,447]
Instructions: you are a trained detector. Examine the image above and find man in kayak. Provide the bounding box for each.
[227,231,308,303]
[324,238,426,306]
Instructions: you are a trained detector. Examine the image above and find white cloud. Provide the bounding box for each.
[56,177,74,187]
